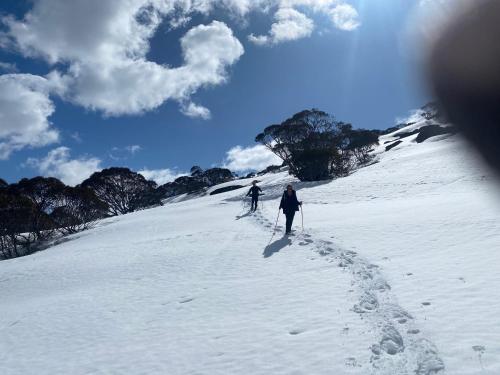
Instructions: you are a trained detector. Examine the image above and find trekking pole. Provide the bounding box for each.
[300,204,304,231]
[268,208,281,246]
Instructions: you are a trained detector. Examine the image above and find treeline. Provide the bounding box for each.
[0,166,234,259]
[0,177,106,259]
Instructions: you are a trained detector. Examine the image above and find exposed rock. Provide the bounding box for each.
[385,140,403,151]
[416,125,456,143]
[210,185,245,196]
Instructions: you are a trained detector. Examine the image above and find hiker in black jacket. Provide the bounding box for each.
[279,184,302,234]
[246,180,262,212]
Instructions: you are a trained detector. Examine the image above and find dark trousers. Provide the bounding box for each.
[251,196,259,211]
[285,211,296,233]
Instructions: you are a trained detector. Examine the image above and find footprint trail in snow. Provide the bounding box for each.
[247,207,445,375]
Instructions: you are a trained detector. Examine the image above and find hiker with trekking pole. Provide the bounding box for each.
[246,180,263,212]
[279,184,302,235]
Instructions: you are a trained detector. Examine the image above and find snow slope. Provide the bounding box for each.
[1,132,499,374]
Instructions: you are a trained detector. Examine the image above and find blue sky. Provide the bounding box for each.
[0,0,436,185]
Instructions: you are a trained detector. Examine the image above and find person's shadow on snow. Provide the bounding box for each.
[263,236,292,258]
[235,211,252,220]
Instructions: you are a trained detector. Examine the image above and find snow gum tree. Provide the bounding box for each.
[256,109,379,181]
[81,167,161,216]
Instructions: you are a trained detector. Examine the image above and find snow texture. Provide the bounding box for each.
[1,125,500,374]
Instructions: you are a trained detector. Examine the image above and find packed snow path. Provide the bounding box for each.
[2,135,500,374]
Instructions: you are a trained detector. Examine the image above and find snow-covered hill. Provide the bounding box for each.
[2,127,499,375]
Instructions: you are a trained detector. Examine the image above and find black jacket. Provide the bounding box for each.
[279,190,300,214]
[247,186,262,198]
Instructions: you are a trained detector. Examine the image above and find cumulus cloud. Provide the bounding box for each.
[59,21,243,116]
[138,168,187,185]
[181,102,212,119]
[26,147,102,186]
[0,74,59,159]
[329,3,360,31]
[3,1,244,117]
[249,0,360,45]
[249,7,314,45]
[223,144,282,173]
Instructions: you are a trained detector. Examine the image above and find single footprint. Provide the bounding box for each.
[472,345,485,354]
[472,346,486,370]
[345,357,359,367]
[379,325,404,355]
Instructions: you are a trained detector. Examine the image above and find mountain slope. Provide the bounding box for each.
[1,132,499,375]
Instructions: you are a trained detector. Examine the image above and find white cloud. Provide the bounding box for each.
[70,132,83,143]
[223,144,282,172]
[138,168,187,185]
[26,147,102,186]
[181,102,212,119]
[108,145,143,161]
[249,7,314,45]
[59,20,243,116]
[329,3,360,31]
[249,0,360,45]
[395,109,425,126]
[126,145,142,154]
[0,62,18,73]
[0,74,59,159]
[3,1,244,117]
